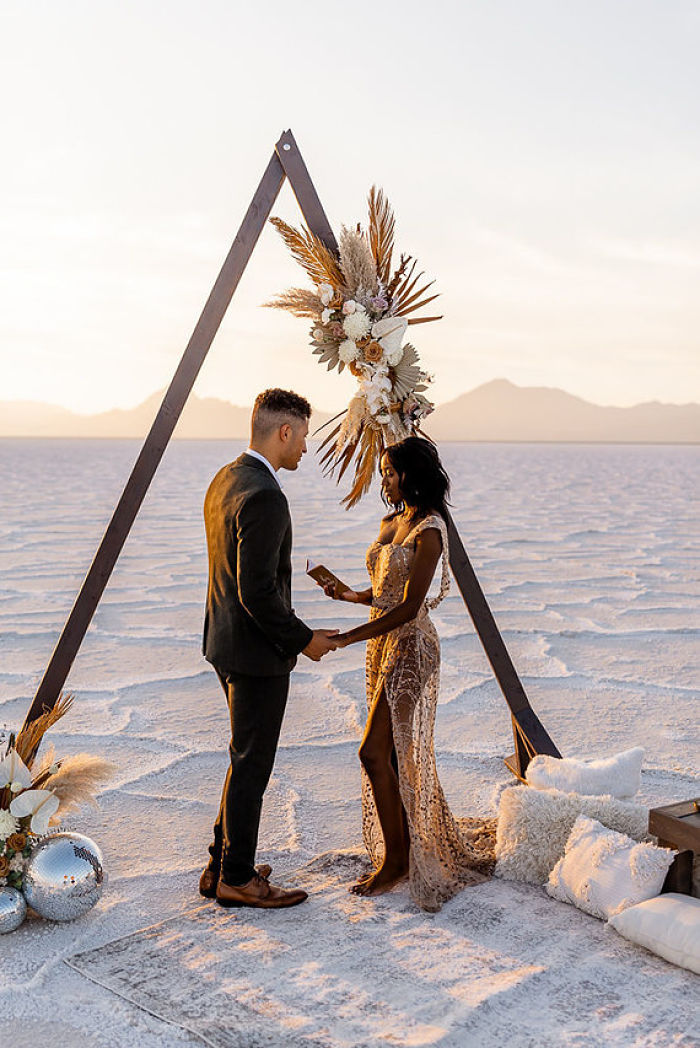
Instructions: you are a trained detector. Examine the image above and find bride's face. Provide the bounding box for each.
[380,455,402,506]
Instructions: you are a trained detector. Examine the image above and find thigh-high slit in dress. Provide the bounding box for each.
[362,513,497,912]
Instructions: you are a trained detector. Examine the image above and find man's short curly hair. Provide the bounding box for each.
[251,388,311,438]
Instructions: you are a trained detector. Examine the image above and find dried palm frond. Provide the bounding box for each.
[338,227,378,298]
[343,426,385,508]
[368,186,395,286]
[14,693,74,768]
[312,343,342,372]
[41,753,117,816]
[391,344,426,399]
[264,288,323,318]
[407,314,443,325]
[269,217,344,290]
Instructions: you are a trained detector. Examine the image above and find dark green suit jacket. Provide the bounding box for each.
[202,454,313,676]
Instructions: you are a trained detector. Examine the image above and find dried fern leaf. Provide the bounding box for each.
[385,254,412,299]
[407,315,443,325]
[368,186,395,285]
[269,217,344,289]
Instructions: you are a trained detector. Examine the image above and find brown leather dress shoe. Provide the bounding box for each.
[216,872,308,909]
[200,863,272,899]
[199,863,272,897]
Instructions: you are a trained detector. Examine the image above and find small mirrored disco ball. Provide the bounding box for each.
[0,886,27,933]
[23,832,105,922]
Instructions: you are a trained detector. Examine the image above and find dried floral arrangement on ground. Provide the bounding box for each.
[267,188,441,506]
[0,696,114,892]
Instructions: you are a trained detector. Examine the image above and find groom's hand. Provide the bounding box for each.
[302,629,340,661]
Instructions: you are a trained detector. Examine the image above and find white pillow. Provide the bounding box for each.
[546,815,674,920]
[525,747,644,799]
[608,893,700,974]
[495,786,649,886]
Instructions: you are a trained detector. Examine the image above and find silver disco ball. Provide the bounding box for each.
[0,886,27,933]
[23,832,105,922]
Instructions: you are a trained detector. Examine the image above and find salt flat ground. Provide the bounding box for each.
[0,439,698,1047]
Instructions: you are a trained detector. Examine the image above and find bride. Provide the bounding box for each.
[325,437,496,912]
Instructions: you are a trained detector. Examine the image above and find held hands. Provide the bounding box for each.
[302,629,341,662]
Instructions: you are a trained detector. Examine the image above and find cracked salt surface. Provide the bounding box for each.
[0,439,698,1047]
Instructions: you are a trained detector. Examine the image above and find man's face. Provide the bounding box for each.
[279,418,309,470]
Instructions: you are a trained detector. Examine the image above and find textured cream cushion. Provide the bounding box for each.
[546,815,674,919]
[495,786,649,886]
[525,747,644,799]
[608,893,700,974]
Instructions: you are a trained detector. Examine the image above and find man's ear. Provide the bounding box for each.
[279,422,292,443]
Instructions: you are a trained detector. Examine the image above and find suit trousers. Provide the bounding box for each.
[208,670,290,885]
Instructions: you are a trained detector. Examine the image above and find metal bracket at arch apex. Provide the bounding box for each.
[22,129,559,779]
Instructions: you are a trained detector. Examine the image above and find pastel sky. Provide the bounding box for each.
[1,0,699,415]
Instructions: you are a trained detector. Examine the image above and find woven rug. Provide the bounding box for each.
[65,850,698,1048]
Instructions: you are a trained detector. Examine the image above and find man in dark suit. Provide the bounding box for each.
[201,388,338,908]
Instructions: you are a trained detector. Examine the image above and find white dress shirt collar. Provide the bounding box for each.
[245,448,281,487]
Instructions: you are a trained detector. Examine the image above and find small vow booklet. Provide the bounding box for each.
[306,559,350,595]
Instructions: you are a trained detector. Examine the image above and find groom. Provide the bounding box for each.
[201,388,338,908]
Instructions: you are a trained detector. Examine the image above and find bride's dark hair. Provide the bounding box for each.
[381,437,451,522]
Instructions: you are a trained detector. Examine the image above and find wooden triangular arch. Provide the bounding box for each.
[22,129,559,778]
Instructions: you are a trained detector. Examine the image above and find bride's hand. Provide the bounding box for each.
[322,582,360,602]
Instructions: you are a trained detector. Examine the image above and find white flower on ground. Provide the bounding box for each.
[338,339,360,364]
[342,299,357,315]
[343,311,371,341]
[0,750,33,791]
[317,283,334,306]
[0,809,19,839]
[371,315,408,356]
[321,309,332,324]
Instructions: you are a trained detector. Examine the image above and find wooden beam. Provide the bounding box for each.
[23,149,287,726]
[446,512,560,775]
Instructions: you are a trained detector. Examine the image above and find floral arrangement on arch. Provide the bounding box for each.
[0,696,114,891]
[268,187,441,506]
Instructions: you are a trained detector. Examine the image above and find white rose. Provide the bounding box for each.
[321,309,332,324]
[371,315,408,356]
[312,328,325,341]
[342,311,371,341]
[338,339,359,364]
[317,283,334,306]
[342,299,357,315]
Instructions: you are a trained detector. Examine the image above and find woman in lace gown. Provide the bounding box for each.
[326,438,496,912]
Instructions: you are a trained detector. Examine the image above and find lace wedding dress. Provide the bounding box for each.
[362,513,497,911]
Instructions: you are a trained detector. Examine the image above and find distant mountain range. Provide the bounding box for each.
[1,380,698,443]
